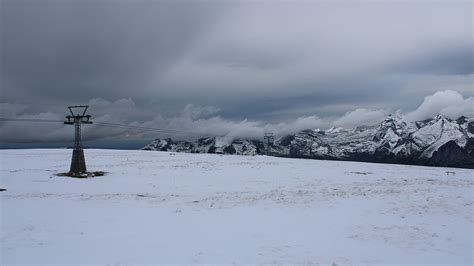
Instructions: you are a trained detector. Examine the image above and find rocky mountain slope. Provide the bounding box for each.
[143,114,474,168]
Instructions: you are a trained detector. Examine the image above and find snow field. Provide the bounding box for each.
[1,149,473,264]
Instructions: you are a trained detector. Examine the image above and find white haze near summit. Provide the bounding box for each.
[404,90,474,122]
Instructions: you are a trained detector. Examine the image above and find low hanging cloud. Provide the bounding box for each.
[140,106,329,140]
[333,108,388,128]
[0,100,328,143]
[1,90,472,144]
[403,90,474,121]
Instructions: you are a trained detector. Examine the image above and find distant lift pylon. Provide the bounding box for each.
[264,132,274,155]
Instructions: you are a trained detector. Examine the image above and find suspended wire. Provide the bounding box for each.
[92,123,207,137]
[0,102,67,106]
[0,117,64,123]
[93,122,203,134]
[0,117,213,138]
[92,122,215,137]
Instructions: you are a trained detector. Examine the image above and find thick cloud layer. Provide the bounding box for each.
[1,1,473,146]
[404,90,474,121]
[333,109,388,128]
[1,90,473,145]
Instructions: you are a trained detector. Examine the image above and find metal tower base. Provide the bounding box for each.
[70,149,87,174]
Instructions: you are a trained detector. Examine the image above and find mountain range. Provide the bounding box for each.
[142,114,474,169]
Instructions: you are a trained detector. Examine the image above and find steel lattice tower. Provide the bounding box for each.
[264,132,274,155]
[64,106,92,175]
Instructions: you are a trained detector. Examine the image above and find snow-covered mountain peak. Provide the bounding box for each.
[433,113,448,121]
[144,114,474,168]
[327,127,344,134]
[382,113,406,128]
[373,114,408,142]
[386,112,404,121]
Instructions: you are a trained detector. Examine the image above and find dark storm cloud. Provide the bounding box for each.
[390,44,474,76]
[1,0,223,102]
[1,0,473,145]
[155,1,473,114]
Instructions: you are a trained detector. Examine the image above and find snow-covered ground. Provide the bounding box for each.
[1,149,472,265]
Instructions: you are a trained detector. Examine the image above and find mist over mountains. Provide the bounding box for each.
[143,114,474,169]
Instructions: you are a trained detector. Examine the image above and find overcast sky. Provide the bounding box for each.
[1,0,473,146]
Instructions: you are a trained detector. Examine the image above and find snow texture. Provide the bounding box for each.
[1,149,473,264]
